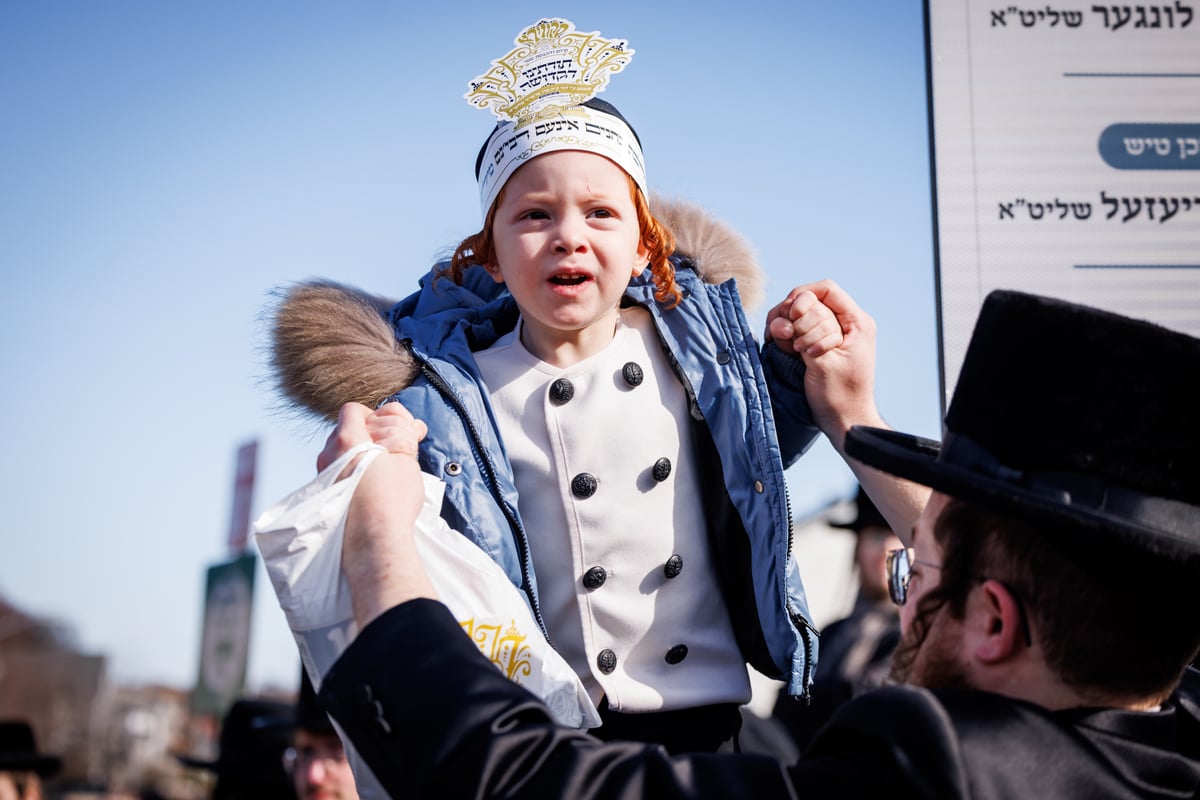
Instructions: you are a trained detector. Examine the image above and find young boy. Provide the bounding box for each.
[271,18,851,753]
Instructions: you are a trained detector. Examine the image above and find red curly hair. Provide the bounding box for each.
[445,172,681,308]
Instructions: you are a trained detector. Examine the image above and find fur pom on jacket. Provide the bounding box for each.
[267,194,763,422]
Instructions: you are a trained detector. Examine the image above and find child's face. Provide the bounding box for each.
[486,150,649,365]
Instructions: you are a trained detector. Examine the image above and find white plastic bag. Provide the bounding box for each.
[253,443,600,731]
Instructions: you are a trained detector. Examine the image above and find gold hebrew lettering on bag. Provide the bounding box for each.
[460,618,534,682]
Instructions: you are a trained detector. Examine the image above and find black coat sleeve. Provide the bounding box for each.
[319,599,962,799]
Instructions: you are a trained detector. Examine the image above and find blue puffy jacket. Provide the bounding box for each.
[269,199,822,697]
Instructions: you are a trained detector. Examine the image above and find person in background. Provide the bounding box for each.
[316,288,1200,797]
[773,485,902,749]
[288,671,358,800]
[177,698,297,800]
[0,720,60,800]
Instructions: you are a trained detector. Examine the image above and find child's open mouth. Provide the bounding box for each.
[550,274,589,286]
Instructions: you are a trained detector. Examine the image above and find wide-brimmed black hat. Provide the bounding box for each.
[830,485,891,534]
[0,720,61,777]
[845,290,1200,567]
[177,698,295,789]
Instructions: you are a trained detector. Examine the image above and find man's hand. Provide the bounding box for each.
[320,401,438,627]
[767,280,928,541]
[766,279,881,450]
[766,282,847,358]
[318,401,429,476]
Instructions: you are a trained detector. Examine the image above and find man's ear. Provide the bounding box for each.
[972,579,1027,664]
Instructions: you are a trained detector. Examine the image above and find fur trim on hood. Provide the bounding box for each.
[267,194,762,423]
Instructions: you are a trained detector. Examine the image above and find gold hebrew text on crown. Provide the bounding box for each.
[465,18,633,123]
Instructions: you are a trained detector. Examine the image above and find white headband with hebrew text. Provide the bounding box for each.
[476,106,647,217]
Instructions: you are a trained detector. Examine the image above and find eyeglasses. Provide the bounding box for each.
[885,546,938,606]
[885,546,1033,646]
[282,742,348,774]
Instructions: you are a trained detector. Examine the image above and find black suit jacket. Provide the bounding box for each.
[321,599,1200,799]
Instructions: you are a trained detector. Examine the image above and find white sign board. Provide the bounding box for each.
[191,553,256,715]
[926,1,1200,409]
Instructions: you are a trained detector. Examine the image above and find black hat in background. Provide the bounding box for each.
[846,289,1200,567]
[297,669,336,735]
[177,699,295,792]
[0,720,61,777]
[830,486,890,534]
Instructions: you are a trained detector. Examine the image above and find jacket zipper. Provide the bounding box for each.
[790,608,816,704]
[783,487,816,703]
[403,340,551,642]
[635,293,816,701]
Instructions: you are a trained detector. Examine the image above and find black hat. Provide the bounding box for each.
[846,290,1200,567]
[0,720,61,777]
[296,669,336,735]
[177,699,295,790]
[830,486,890,533]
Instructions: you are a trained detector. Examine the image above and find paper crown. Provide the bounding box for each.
[465,18,633,122]
[465,19,647,217]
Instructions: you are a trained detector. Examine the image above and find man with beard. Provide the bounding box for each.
[312,285,1200,798]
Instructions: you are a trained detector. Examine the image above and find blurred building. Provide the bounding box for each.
[0,594,106,787]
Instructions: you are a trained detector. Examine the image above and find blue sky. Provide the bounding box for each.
[0,1,939,692]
